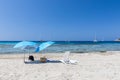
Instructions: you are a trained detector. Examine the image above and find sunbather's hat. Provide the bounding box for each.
[29,55,34,61]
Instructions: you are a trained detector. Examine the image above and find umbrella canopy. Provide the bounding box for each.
[14,41,37,50]
[35,41,55,52]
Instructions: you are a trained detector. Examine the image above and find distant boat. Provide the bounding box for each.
[93,33,98,42]
[101,37,104,41]
[93,39,97,42]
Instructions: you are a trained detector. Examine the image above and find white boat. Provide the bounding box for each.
[93,33,98,42]
[101,37,104,41]
[93,39,97,42]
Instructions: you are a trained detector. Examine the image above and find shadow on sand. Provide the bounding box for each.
[24,60,61,64]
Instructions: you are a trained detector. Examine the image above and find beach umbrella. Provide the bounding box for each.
[14,41,36,49]
[14,41,37,62]
[35,41,55,52]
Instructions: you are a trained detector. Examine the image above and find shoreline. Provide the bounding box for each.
[0,51,120,59]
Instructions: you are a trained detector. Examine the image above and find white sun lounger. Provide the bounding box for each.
[60,51,78,64]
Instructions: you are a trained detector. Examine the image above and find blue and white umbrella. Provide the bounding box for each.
[14,41,37,62]
[14,41,36,50]
[35,41,55,52]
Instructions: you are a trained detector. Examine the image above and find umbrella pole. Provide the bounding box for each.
[41,51,43,57]
[28,49,29,56]
[41,51,44,57]
[24,52,25,63]
[28,48,30,56]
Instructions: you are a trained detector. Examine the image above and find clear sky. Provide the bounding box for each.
[0,0,120,41]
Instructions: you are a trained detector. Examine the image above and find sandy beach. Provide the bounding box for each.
[0,52,120,80]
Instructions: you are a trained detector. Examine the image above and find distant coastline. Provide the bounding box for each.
[115,38,120,41]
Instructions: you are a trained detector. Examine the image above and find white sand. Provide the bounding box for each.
[0,52,120,80]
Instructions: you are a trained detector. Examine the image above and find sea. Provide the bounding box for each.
[0,41,120,54]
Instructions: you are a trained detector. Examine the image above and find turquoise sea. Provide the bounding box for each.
[0,41,120,54]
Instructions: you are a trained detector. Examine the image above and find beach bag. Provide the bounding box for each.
[40,57,47,63]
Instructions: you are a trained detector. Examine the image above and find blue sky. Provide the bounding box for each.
[0,0,120,41]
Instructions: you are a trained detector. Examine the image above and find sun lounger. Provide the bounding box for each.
[60,51,78,64]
